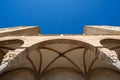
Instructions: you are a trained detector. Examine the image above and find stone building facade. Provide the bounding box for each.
[0,26,120,80]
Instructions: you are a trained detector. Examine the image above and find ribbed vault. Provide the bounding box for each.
[0,39,120,80]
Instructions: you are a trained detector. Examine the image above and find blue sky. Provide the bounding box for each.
[0,0,120,34]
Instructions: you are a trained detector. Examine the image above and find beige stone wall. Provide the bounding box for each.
[84,25,120,35]
[0,26,120,80]
[0,26,40,37]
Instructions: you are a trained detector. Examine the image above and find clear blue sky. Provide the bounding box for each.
[0,0,120,34]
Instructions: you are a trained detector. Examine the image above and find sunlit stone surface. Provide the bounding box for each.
[0,26,120,80]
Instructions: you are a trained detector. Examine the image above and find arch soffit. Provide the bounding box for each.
[1,36,120,74]
[24,39,96,54]
[1,36,120,58]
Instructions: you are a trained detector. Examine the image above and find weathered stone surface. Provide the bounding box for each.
[85,25,120,35]
[0,26,120,80]
[0,26,40,37]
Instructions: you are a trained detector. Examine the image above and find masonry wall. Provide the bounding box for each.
[85,25,120,35]
[0,26,40,37]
